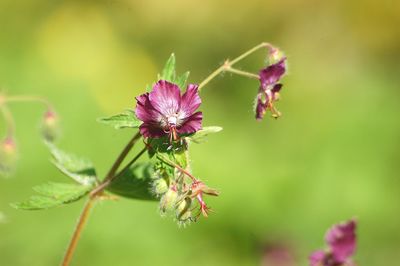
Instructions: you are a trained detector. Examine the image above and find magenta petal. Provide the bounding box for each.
[181,84,201,117]
[149,80,181,116]
[309,250,326,266]
[135,93,162,123]
[139,123,165,138]
[326,220,356,263]
[272,83,283,93]
[259,58,286,88]
[255,96,267,120]
[178,111,202,134]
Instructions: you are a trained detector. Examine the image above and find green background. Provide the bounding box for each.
[1,0,399,265]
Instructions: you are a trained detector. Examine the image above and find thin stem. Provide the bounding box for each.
[115,146,147,177]
[157,153,196,182]
[225,68,259,79]
[0,104,16,137]
[198,42,272,90]
[61,198,96,266]
[229,42,272,66]
[63,132,143,265]
[5,95,53,109]
[90,146,147,197]
[104,132,142,183]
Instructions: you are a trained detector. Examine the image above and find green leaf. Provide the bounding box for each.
[11,182,92,210]
[107,162,157,201]
[46,142,97,185]
[175,71,190,89]
[159,53,176,82]
[185,126,223,144]
[97,110,141,129]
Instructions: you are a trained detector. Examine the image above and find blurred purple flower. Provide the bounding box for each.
[135,80,202,140]
[255,58,286,120]
[309,219,357,266]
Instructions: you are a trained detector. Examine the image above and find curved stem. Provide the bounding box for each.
[61,198,97,266]
[198,42,272,90]
[5,95,53,109]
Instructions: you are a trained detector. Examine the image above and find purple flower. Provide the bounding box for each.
[255,58,286,120]
[309,220,357,266]
[135,80,202,140]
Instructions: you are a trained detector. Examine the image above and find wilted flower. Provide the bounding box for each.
[255,58,286,120]
[135,80,202,141]
[309,219,357,266]
[189,180,219,218]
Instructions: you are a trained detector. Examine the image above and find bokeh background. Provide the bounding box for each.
[1,0,399,265]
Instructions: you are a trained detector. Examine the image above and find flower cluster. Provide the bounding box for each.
[136,80,217,224]
[310,219,357,266]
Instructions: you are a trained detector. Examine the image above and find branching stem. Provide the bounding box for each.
[198,42,273,90]
[62,132,145,266]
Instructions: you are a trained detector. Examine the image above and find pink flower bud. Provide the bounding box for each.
[41,110,60,142]
[0,137,18,176]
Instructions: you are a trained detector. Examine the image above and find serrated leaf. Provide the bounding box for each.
[11,182,92,210]
[175,71,190,89]
[46,142,97,185]
[185,126,223,144]
[107,162,157,201]
[159,53,176,82]
[97,110,141,129]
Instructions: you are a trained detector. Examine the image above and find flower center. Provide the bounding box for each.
[167,115,178,126]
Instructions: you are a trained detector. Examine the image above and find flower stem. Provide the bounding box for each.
[63,132,144,266]
[198,42,272,90]
[156,153,197,182]
[61,198,97,266]
[90,146,147,197]
[225,68,259,79]
[5,95,53,109]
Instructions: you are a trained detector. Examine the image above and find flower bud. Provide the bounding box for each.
[175,197,192,224]
[159,187,178,214]
[152,177,169,195]
[0,137,18,176]
[41,110,60,142]
[268,46,285,65]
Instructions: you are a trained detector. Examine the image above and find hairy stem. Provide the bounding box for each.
[61,198,97,266]
[198,42,272,90]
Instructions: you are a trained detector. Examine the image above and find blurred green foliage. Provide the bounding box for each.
[1,0,399,265]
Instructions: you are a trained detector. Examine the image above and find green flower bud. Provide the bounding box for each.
[175,197,192,223]
[159,188,178,214]
[0,137,18,176]
[41,110,60,142]
[152,177,169,195]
